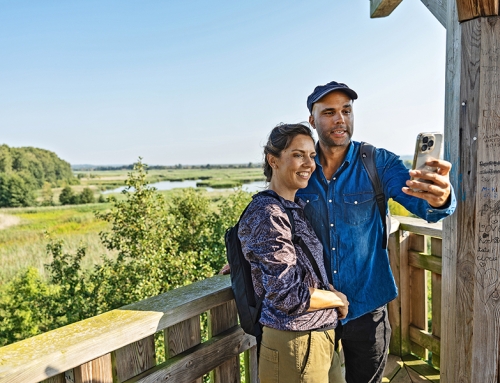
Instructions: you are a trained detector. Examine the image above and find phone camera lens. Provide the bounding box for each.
[428,140,434,147]
[422,136,429,144]
[421,144,428,151]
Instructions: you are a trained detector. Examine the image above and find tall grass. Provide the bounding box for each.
[0,203,114,285]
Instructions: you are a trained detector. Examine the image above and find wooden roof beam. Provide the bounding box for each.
[456,0,499,21]
[370,0,403,18]
[420,0,447,27]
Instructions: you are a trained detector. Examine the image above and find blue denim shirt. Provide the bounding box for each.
[296,141,456,323]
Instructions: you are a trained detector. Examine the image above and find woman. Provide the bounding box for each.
[238,123,349,383]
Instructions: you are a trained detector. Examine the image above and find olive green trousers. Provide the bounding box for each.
[259,326,345,383]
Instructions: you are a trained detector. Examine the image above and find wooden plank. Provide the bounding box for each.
[41,374,65,383]
[446,16,482,383]
[209,301,240,383]
[408,251,442,274]
[398,230,411,356]
[0,275,233,383]
[124,326,256,383]
[420,0,448,27]
[165,317,202,383]
[389,367,411,383]
[402,354,440,383]
[244,347,259,383]
[395,216,443,238]
[387,231,409,356]
[430,238,442,369]
[409,234,428,360]
[409,326,440,355]
[456,0,499,21]
[383,354,402,381]
[440,0,461,381]
[74,354,113,383]
[370,0,403,18]
[471,15,500,383]
[112,336,156,383]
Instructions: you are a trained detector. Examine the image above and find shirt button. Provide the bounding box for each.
[329,199,332,203]
[306,200,310,203]
[354,201,358,205]
[330,223,334,227]
[333,177,337,181]
[333,270,337,274]
[428,209,433,212]
[332,247,336,251]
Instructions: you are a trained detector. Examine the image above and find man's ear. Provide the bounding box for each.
[309,115,315,129]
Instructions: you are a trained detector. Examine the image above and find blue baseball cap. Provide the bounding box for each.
[307,81,358,113]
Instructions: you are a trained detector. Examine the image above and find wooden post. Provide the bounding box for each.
[430,237,442,368]
[165,317,202,383]
[74,354,113,383]
[441,8,500,382]
[112,335,156,383]
[208,301,240,383]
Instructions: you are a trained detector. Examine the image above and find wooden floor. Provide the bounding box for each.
[382,354,440,383]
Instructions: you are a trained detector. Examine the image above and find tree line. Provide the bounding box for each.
[0,144,79,207]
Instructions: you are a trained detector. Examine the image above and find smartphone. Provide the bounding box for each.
[411,132,443,191]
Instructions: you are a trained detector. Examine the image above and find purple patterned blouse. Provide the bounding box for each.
[238,190,338,331]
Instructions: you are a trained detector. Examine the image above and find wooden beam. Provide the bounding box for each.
[370,0,403,18]
[440,0,461,381]
[420,0,448,27]
[456,0,499,22]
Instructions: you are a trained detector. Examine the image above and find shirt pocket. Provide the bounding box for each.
[342,191,375,225]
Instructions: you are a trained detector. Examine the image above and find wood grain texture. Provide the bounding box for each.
[41,374,65,383]
[420,0,448,27]
[408,326,440,355]
[398,230,411,356]
[112,336,156,383]
[408,234,428,360]
[456,0,499,21]
[395,216,442,238]
[408,251,442,275]
[165,317,202,383]
[430,238,442,368]
[440,0,461,381]
[244,347,259,383]
[471,15,500,383]
[369,0,403,18]
[388,231,404,356]
[74,354,113,383]
[209,301,240,383]
[124,326,256,383]
[0,275,233,383]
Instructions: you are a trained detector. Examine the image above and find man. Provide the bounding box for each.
[296,81,456,383]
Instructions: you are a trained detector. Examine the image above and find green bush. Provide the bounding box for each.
[0,159,252,345]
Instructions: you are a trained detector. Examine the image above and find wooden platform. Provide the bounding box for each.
[383,354,440,383]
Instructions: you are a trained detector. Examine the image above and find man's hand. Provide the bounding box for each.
[402,159,452,208]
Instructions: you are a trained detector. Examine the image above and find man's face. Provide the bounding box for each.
[309,91,354,148]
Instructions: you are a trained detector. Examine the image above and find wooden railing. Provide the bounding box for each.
[0,215,443,383]
[387,215,443,370]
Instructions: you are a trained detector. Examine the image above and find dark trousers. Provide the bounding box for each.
[335,306,391,383]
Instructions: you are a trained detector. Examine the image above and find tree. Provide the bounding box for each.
[59,186,74,205]
[0,173,36,207]
[80,188,95,204]
[41,182,54,206]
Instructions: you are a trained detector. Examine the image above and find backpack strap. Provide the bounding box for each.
[283,208,328,289]
[360,142,388,249]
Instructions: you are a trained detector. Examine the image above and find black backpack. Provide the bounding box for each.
[225,194,326,343]
[360,142,389,249]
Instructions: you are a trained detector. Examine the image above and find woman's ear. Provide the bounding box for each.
[267,153,277,169]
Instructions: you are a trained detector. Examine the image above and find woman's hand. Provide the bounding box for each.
[329,284,349,319]
[219,264,230,275]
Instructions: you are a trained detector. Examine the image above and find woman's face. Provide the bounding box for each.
[268,134,316,198]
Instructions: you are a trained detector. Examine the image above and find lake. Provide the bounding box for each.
[103,179,268,194]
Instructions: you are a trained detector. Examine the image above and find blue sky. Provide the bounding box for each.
[0,1,446,166]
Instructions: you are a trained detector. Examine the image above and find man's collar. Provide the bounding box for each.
[315,141,355,168]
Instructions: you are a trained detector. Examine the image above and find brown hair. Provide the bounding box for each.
[263,123,314,182]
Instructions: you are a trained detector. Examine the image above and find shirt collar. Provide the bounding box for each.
[314,141,355,172]
[255,189,306,209]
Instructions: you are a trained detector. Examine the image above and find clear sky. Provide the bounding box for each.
[0,1,446,166]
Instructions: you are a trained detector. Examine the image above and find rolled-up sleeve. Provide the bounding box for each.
[238,203,311,316]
